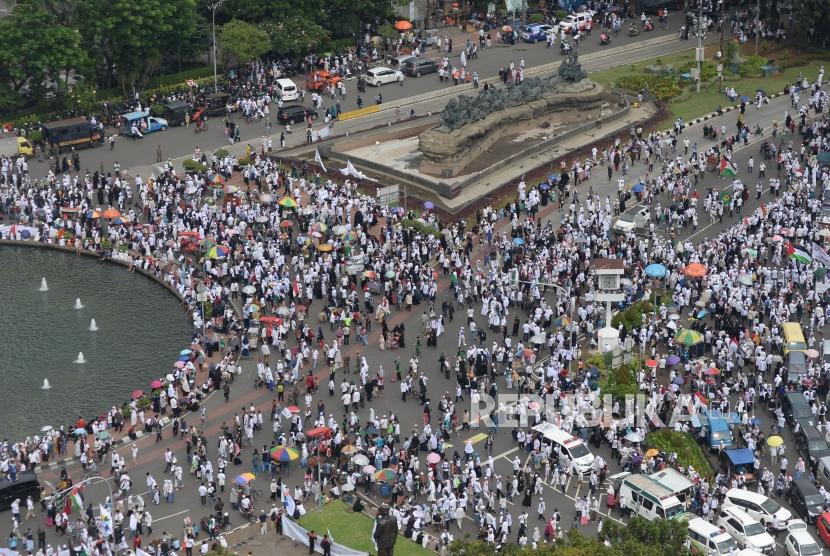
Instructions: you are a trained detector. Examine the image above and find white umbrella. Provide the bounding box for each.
[351,454,370,466]
[259,193,273,203]
[625,431,643,443]
[242,285,256,295]
[255,215,268,223]
[341,483,355,492]
[185,185,198,195]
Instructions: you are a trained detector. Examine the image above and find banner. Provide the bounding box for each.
[280,516,369,556]
[812,242,830,269]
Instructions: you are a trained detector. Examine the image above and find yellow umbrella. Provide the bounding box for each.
[644,448,659,458]
[767,435,784,448]
[317,244,334,252]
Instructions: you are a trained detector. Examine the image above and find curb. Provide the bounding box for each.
[687,90,787,127]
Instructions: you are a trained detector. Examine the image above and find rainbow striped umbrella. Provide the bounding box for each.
[270,446,299,462]
[233,472,256,485]
[374,468,397,482]
[208,245,228,259]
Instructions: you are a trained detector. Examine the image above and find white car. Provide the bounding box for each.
[366,67,404,86]
[784,530,822,556]
[555,10,595,34]
[787,519,809,533]
[716,506,775,555]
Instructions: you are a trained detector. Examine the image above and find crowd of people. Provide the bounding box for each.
[0,28,829,556]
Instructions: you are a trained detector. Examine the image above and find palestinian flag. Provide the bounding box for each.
[786,242,812,264]
[719,158,738,177]
[62,486,83,514]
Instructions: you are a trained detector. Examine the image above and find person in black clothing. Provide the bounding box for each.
[320,534,332,556]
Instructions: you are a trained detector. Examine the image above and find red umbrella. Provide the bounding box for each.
[645,359,658,368]
[286,405,300,413]
[131,389,144,399]
[260,316,283,326]
[704,367,720,376]
[306,426,333,439]
[150,380,163,389]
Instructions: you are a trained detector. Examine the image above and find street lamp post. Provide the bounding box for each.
[49,476,115,550]
[208,0,227,94]
[695,0,705,93]
[515,279,577,374]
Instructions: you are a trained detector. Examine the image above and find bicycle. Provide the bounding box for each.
[249,488,263,501]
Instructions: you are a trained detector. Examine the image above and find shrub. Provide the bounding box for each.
[528,12,545,23]
[27,129,43,144]
[150,104,166,117]
[183,158,207,174]
[646,429,713,478]
[611,300,652,331]
[137,395,151,409]
[738,55,766,78]
[552,9,567,20]
[237,156,251,166]
[214,148,229,159]
[599,358,641,403]
[615,74,682,101]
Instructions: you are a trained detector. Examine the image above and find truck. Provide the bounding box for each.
[41,117,102,153]
[0,136,34,158]
[612,207,651,234]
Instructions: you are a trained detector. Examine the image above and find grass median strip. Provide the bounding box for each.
[298,499,431,556]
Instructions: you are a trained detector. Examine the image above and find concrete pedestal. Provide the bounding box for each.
[597,326,620,354]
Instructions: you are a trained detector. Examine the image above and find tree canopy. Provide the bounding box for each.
[447,517,690,556]
[218,20,271,67]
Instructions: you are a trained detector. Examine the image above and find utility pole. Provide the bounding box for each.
[208,0,227,93]
[719,0,725,61]
[695,0,704,93]
[754,0,760,55]
[521,0,527,34]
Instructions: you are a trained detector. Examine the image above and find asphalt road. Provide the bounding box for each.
[9,86,830,556]
[25,13,702,179]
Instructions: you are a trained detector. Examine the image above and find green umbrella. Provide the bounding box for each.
[817,152,830,164]
[676,328,704,346]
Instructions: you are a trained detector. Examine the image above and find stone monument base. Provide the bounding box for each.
[418,80,612,178]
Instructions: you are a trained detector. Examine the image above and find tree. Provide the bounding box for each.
[77,0,197,93]
[447,517,690,556]
[261,16,330,58]
[0,2,89,102]
[218,20,270,66]
[794,0,830,48]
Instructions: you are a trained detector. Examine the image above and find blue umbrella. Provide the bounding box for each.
[513,237,525,245]
[631,182,644,194]
[73,428,87,436]
[672,376,684,385]
[696,309,707,319]
[178,354,190,362]
[179,349,191,356]
[644,263,666,278]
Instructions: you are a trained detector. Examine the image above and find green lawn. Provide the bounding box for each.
[297,500,431,556]
[591,47,830,124]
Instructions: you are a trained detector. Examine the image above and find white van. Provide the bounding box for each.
[651,468,694,504]
[723,488,791,531]
[531,422,595,473]
[275,78,299,102]
[685,516,739,555]
[618,473,686,521]
[716,505,775,554]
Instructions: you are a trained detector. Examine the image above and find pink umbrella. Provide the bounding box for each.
[150,379,163,389]
[426,452,441,464]
[806,349,819,359]
[174,361,185,369]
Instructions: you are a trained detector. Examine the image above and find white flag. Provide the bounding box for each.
[99,504,113,536]
[314,148,327,174]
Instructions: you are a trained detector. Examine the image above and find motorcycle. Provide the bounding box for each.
[628,24,640,36]
[643,18,654,31]
[599,32,611,45]
[560,41,572,55]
